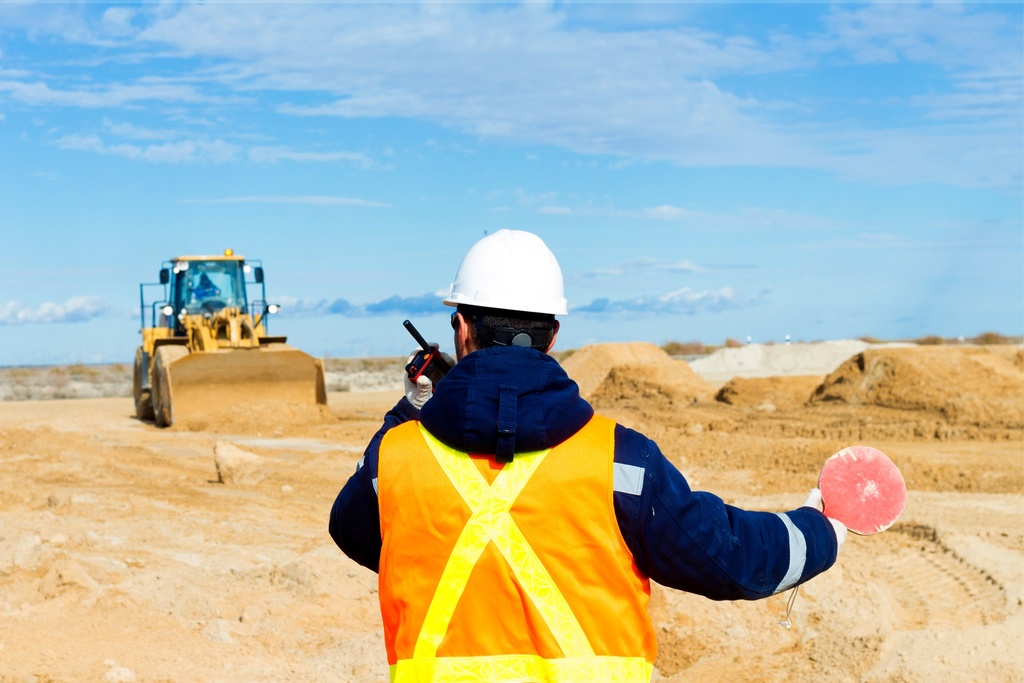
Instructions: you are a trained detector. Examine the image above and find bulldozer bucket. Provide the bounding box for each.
[152,344,327,427]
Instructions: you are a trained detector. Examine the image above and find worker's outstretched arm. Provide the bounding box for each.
[613,425,839,600]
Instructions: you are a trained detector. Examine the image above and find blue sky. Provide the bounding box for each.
[1,1,1021,366]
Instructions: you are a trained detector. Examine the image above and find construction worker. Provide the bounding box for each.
[330,229,846,683]
[191,272,221,301]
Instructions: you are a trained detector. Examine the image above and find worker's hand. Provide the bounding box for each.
[828,516,848,550]
[404,354,434,409]
[802,488,824,511]
[801,488,847,550]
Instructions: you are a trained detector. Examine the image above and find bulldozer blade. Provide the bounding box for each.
[161,345,327,426]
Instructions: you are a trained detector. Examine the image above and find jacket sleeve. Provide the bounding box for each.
[612,424,838,600]
[329,397,420,573]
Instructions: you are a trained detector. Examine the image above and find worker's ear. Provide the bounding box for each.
[454,312,475,360]
[544,321,560,354]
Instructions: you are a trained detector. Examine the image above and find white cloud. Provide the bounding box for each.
[580,257,706,280]
[57,126,376,167]
[4,3,1021,187]
[537,205,573,216]
[0,78,228,109]
[642,205,699,221]
[55,133,240,163]
[827,3,1018,70]
[247,146,373,166]
[103,118,177,141]
[528,199,848,233]
[0,297,111,325]
[573,286,756,315]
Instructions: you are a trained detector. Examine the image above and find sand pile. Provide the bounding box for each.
[560,342,712,405]
[811,345,1024,429]
[560,343,676,396]
[714,375,823,411]
[687,340,914,383]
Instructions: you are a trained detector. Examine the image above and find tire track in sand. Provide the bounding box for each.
[863,523,1008,630]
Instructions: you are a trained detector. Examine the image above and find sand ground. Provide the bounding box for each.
[0,342,1021,682]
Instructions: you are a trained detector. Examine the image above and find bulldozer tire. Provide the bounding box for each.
[133,346,154,421]
[151,345,189,428]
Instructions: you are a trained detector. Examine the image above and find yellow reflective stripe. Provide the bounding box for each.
[414,438,518,658]
[392,654,653,683]
[489,513,594,657]
[417,426,594,659]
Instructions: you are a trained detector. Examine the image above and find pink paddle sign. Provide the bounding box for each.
[818,446,907,535]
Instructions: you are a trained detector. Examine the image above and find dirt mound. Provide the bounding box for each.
[560,342,708,400]
[811,346,1024,428]
[715,375,823,410]
[590,362,712,411]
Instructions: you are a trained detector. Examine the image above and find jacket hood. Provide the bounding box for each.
[419,346,593,459]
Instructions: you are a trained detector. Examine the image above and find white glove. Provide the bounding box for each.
[404,355,434,409]
[801,488,847,550]
[802,488,823,511]
[828,517,848,550]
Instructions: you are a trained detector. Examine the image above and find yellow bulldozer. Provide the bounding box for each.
[134,249,327,427]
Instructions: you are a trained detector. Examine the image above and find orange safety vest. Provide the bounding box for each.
[377,415,657,683]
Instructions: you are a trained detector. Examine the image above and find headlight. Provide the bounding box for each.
[267,304,280,314]
[161,305,174,316]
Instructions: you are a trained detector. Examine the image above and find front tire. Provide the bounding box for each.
[133,346,154,421]
[151,345,189,428]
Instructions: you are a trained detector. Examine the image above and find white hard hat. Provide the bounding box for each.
[443,230,568,315]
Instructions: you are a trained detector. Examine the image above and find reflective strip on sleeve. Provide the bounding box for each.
[774,513,807,593]
[613,463,644,496]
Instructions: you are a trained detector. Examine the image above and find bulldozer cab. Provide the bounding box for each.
[169,258,248,326]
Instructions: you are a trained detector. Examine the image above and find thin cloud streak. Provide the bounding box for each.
[573,287,759,315]
[247,146,373,166]
[524,200,850,233]
[576,258,707,282]
[54,134,375,167]
[180,195,390,207]
[0,77,228,108]
[55,134,240,163]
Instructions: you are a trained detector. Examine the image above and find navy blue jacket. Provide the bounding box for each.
[330,346,838,600]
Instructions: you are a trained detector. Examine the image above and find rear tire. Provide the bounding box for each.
[151,345,189,428]
[133,346,155,421]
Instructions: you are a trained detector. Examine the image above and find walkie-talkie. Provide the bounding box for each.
[403,320,452,386]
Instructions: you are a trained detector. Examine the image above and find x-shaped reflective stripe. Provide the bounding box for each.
[415,425,594,660]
